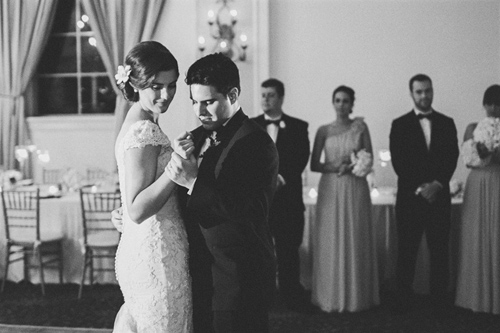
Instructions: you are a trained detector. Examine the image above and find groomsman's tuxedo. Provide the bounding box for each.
[389,109,459,298]
[253,113,310,305]
[184,109,279,332]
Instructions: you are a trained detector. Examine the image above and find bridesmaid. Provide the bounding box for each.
[310,85,379,312]
[455,84,500,314]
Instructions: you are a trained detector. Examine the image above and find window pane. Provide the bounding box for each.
[52,0,76,33]
[38,77,78,115]
[81,37,106,72]
[39,36,76,73]
[81,77,116,114]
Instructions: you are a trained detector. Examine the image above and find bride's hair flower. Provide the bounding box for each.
[115,65,132,85]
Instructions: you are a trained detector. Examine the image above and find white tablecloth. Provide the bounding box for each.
[299,187,462,294]
[0,192,118,284]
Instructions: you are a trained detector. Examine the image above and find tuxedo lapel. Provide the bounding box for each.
[409,112,429,153]
[197,109,248,179]
[254,115,266,128]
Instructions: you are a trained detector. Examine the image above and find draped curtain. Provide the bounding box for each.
[80,0,166,138]
[0,0,58,170]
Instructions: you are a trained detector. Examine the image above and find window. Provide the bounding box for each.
[37,0,116,115]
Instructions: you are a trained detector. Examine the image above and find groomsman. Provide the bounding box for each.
[389,74,459,307]
[252,79,312,312]
[167,54,279,333]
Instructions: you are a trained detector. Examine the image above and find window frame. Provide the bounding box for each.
[37,0,115,116]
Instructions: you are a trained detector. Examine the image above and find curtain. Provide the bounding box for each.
[80,0,166,138]
[0,0,58,170]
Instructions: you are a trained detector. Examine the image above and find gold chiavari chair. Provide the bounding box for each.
[42,168,63,184]
[78,188,121,298]
[1,188,64,295]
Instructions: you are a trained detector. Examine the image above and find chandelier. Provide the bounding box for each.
[198,0,248,61]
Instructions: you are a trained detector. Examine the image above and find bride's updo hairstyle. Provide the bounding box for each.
[117,41,179,102]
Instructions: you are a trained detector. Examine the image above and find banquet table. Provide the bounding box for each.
[299,187,462,294]
[0,190,118,285]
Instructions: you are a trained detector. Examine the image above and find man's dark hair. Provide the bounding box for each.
[483,84,500,106]
[185,53,240,96]
[409,74,432,91]
[261,78,285,97]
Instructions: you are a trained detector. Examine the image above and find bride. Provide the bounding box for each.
[112,41,192,332]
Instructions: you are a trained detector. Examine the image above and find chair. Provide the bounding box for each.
[78,188,121,299]
[42,168,63,184]
[1,188,64,295]
[86,167,109,184]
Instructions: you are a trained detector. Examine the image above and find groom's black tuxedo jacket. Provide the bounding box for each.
[389,110,459,215]
[186,109,279,312]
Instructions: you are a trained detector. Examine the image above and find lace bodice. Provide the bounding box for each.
[114,120,192,332]
[323,117,368,164]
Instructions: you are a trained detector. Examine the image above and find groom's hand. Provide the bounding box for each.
[165,152,198,189]
[173,131,195,159]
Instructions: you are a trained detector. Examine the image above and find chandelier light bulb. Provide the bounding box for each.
[202,1,248,61]
[207,10,215,24]
[81,15,89,23]
[240,34,248,47]
[77,21,85,29]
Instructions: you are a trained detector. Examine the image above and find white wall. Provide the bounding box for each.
[27,0,500,188]
[268,0,500,187]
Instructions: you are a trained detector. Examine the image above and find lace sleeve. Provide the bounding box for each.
[122,120,170,150]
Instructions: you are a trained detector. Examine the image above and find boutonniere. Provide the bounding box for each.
[209,131,221,147]
[279,120,286,129]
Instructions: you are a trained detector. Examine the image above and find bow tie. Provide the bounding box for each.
[417,112,433,120]
[265,119,281,126]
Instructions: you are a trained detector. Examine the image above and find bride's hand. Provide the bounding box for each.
[173,131,195,159]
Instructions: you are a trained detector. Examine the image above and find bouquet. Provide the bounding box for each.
[472,117,500,151]
[449,178,463,198]
[350,149,373,177]
[462,117,500,167]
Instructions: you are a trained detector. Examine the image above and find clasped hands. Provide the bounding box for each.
[415,180,442,204]
[164,131,198,189]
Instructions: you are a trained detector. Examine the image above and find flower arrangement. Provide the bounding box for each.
[61,168,83,191]
[0,169,23,189]
[462,117,500,168]
[350,149,373,177]
[115,65,131,85]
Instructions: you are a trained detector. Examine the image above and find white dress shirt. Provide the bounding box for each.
[264,115,281,143]
[415,109,432,150]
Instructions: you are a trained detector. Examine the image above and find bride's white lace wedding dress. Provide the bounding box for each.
[113,120,192,332]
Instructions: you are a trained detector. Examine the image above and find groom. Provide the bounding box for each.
[166,53,279,332]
